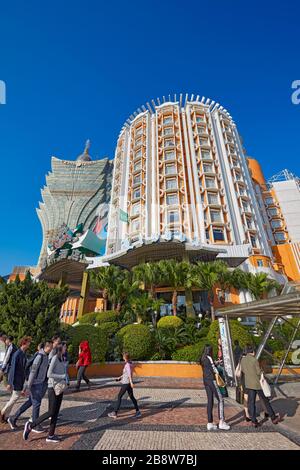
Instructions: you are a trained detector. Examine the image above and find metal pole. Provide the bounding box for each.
[275,318,300,384]
[256,316,278,360]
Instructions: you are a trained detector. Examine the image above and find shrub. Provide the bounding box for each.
[117,324,154,360]
[157,316,184,332]
[267,339,285,353]
[273,350,293,364]
[97,321,119,338]
[67,324,108,363]
[78,312,98,325]
[197,326,209,339]
[96,310,119,324]
[172,339,212,362]
[207,320,253,351]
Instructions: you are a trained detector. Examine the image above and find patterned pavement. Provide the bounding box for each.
[0,377,300,450]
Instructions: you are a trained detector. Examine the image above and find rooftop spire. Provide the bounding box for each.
[77,139,92,162]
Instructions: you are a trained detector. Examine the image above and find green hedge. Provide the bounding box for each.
[172,339,212,362]
[78,312,98,325]
[96,310,119,324]
[207,320,253,350]
[157,316,183,332]
[67,324,108,363]
[117,324,154,360]
[97,321,119,338]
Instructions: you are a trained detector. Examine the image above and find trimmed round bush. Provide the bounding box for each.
[117,324,154,360]
[97,321,119,338]
[172,339,212,362]
[78,312,97,325]
[207,320,253,350]
[96,310,119,324]
[67,324,108,363]
[157,316,184,332]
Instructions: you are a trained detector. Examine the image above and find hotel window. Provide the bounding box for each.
[239,187,246,196]
[135,149,142,159]
[166,193,178,205]
[135,127,143,137]
[205,177,216,188]
[163,116,173,125]
[242,202,250,212]
[271,219,282,229]
[133,160,142,172]
[131,203,140,216]
[246,217,253,229]
[165,163,176,175]
[131,219,140,232]
[197,126,206,134]
[167,210,179,224]
[213,228,225,241]
[203,163,213,173]
[268,208,277,217]
[164,127,173,136]
[133,174,141,185]
[164,138,175,148]
[210,210,222,222]
[250,235,257,248]
[235,172,241,181]
[275,232,285,242]
[196,115,205,123]
[199,138,209,146]
[135,137,143,147]
[205,229,210,240]
[257,259,264,267]
[265,197,274,206]
[133,188,141,199]
[166,178,177,190]
[202,151,211,159]
[208,193,219,205]
[165,150,175,161]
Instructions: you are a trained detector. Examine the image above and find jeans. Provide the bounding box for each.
[14,382,46,422]
[204,379,225,423]
[247,389,276,423]
[76,366,90,389]
[31,388,63,436]
[114,383,139,413]
[1,390,21,417]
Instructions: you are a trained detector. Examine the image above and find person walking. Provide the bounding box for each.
[0,336,32,423]
[0,336,17,386]
[48,335,62,364]
[23,343,68,443]
[240,344,280,427]
[62,341,70,386]
[75,340,92,391]
[233,340,243,367]
[8,341,53,430]
[0,332,7,377]
[200,344,230,431]
[108,352,141,419]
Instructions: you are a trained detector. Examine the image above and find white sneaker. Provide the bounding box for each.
[207,423,218,431]
[219,420,230,430]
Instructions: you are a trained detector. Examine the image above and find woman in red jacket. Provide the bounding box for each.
[75,341,92,391]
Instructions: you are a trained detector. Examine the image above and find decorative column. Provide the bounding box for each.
[78,271,90,319]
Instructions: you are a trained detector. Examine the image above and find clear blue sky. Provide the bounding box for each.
[0,0,299,275]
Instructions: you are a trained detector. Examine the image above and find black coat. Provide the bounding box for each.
[8,348,27,391]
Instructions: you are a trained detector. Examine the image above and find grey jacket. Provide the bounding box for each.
[241,354,262,390]
[27,349,49,388]
[47,354,66,389]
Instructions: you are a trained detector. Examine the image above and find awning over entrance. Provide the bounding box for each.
[38,259,89,285]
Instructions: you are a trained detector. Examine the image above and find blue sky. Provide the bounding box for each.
[0,0,299,275]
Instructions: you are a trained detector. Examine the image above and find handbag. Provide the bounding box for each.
[215,373,225,388]
[260,373,271,398]
[54,380,67,396]
[235,362,242,379]
[236,385,244,404]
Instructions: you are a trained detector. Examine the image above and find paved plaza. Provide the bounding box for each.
[1,377,300,450]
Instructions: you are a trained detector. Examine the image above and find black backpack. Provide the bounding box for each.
[25,352,43,381]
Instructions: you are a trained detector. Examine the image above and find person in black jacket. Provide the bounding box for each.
[0,336,17,386]
[200,344,230,431]
[0,336,31,423]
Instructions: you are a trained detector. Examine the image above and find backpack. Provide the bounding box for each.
[25,352,43,381]
[3,343,18,374]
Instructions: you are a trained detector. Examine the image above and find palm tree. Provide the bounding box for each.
[193,260,230,321]
[132,262,162,299]
[244,272,280,301]
[130,292,153,323]
[111,270,140,312]
[158,259,194,316]
[90,265,124,309]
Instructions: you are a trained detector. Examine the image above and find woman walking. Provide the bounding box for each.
[75,340,92,391]
[200,344,230,431]
[108,352,141,419]
[23,343,68,443]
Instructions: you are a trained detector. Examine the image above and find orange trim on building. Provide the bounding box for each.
[272,244,300,281]
[247,158,266,186]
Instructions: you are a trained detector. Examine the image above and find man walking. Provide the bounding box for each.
[0,336,18,386]
[8,341,53,430]
[0,336,32,423]
[241,344,280,427]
